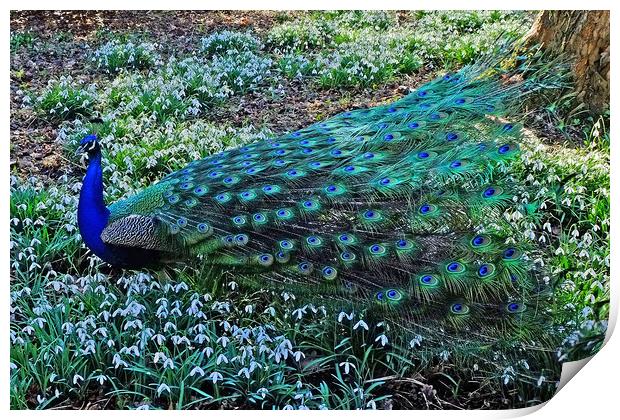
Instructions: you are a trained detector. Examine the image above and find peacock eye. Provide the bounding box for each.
[409,122,420,129]
[498,144,511,154]
[446,262,465,273]
[446,132,459,141]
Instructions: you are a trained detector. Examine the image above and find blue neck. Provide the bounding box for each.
[78,149,113,262]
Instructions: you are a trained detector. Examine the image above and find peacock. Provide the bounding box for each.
[77,48,564,348]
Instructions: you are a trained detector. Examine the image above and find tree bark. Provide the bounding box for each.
[524,11,609,115]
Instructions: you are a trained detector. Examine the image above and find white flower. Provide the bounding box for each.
[353,320,369,331]
[339,361,356,374]
[190,366,205,377]
[156,383,171,396]
[209,371,223,383]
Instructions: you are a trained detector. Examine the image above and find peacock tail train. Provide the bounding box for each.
[78,46,566,352]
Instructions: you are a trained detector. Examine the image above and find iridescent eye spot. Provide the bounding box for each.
[232,216,246,226]
[502,123,514,132]
[197,223,210,233]
[483,187,496,197]
[306,236,322,246]
[330,149,342,157]
[177,217,188,227]
[327,185,337,192]
[379,177,391,186]
[340,251,356,262]
[279,240,294,250]
[258,254,273,266]
[455,98,466,104]
[235,234,249,245]
[419,274,439,287]
[417,151,429,159]
[275,251,290,263]
[408,122,420,129]
[274,159,287,166]
[498,144,511,154]
[419,204,432,214]
[223,177,234,184]
[193,185,208,196]
[344,165,356,173]
[450,161,462,168]
[246,168,257,174]
[208,171,222,178]
[419,103,431,110]
[298,262,313,274]
[384,133,394,141]
[223,235,235,244]
[241,161,252,167]
[168,195,180,204]
[369,244,386,255]
[387,107,397,113]
[292,132,301,137]
[240,191,255,200]
[503,248,520,260]
[322,266,337,280]
[274,149,287,156]
[355,136,366,142]
[287,169,300,177]
[215,193,231,203]
[302,148,313,154]
[184,198,198,207]
[477,264,494,277]
[471,235,489,247]
[253,213,266,223]
[362,209,381,221]
[506,302,526,313]
[450,303,469,315]
[377,123,388,129]
[339,234,354,244]
[309,161,323,168]
[443,74,452,81]
[376,291,385,301]
[299,139,310,146]
[180,182,194,190]
[446,132,459,141]
[386,289,402,301]
[418,90,428,97]
[276,209,292,219]
[326,137,336,144]
[486,104,495,112]
[430,113,441,120]
[303,200,318,210]
[396,239,414,250]
[363,152,375,159]
[163,190,174,198]
[446,262,465,273]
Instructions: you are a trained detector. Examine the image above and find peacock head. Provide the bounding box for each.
[76,134,100,156]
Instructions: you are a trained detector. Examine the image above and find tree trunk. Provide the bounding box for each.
[524,11,609,115]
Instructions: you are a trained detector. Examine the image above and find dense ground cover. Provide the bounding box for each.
[10,10,609,409]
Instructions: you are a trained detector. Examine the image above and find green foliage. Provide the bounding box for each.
[200,31,262,57]
[93,40,160,74]
[27,76,98,122]
[11,31,37,53]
